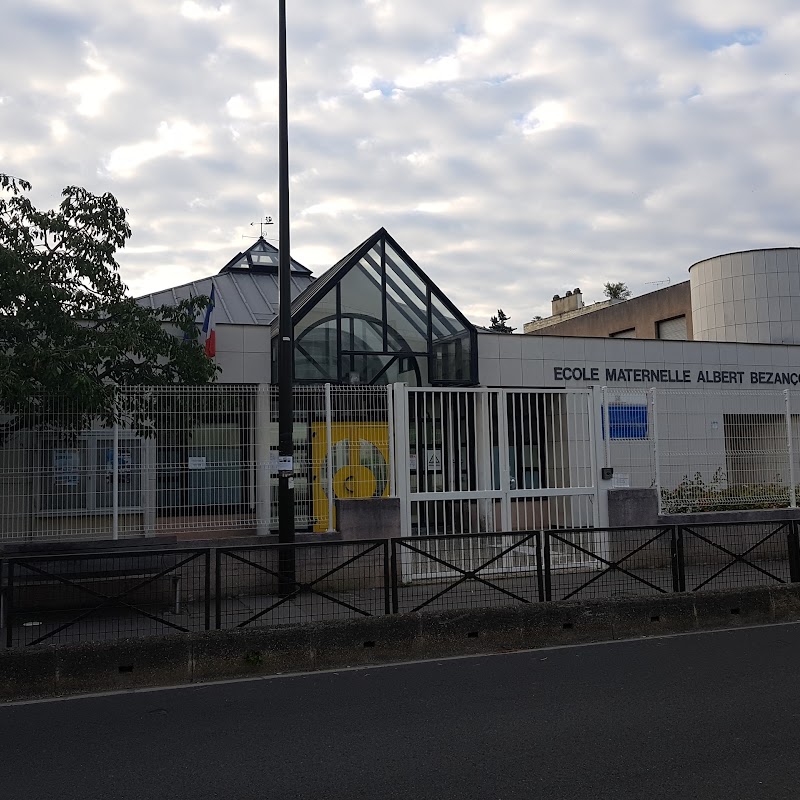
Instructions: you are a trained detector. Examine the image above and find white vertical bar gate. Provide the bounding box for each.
[393,386,603,580]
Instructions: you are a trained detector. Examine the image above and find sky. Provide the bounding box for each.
[2,1,800,328]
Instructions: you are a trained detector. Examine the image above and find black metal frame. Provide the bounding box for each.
[215,540,390,629]
[544,526,678,601]
[391,532,543,613]
[678,521,794,591]
[4,520,800,648]
[2,548,211,648]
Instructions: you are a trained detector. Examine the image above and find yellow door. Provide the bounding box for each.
[311,423,390,532]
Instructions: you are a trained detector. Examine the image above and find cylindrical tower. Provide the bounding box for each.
[690,248,800,343]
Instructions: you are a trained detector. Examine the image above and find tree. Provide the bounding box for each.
[603,281,632,301]
[0,174,217,434]
[489,309,516,333]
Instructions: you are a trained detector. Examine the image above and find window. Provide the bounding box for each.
[283,229,478,386]
[609,328,636,339]
[657,315,687,340]
[40,435,143,513]
[158,421,249,514]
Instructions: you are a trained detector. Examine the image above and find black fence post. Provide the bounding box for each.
[543,533,552,602]
[203,549,211,630]
[382,540,391,616]
[215,548,223,630]
[670,526,681,592]
[0,558,4,643]
[673,526,687,592]
[390,539,400,614]
[535,532,545,603]
[5,560,14,648]
[788,521,800,583]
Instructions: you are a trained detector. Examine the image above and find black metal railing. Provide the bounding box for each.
[391,532,543,614]
[3,520,800,648]
[216,540,389,630]
[677,521,794,592]
[544,526,678,601]
[1,548,210,648]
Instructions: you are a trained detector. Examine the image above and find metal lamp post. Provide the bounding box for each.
[277,0,295,589]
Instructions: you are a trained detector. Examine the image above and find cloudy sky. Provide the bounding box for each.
[2,1,800,327]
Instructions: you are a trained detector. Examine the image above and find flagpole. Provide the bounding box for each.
[277,0,296,589]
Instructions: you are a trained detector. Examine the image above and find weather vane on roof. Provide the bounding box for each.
[250,216,274,238]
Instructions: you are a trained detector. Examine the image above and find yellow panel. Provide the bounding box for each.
[311,422,390,532]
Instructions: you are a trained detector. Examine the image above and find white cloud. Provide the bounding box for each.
[66,42,122,117]
[396,55,460,89]
[105,121,209,176]
[518,101,571,135]
[180,1,231,21]
[5,1,800,326]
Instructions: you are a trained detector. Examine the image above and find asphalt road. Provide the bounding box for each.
[3,624,800,799]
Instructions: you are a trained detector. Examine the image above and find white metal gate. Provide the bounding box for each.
[392,386,602,580]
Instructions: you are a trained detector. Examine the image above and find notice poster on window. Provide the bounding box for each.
[53,449,80,486]
[104,448,133,483]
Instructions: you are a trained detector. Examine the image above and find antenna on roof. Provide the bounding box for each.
[644,277,671,289]
[250,216,274,238]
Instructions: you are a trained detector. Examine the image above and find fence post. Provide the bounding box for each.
[670,526,682,593]
[255,385,272,536]
[650,387,662,515]
[543,532,552,602]
[786,389,797,508]
[112,411,119,540]
[5,561,14,648]
[536,532,545,603]
[382,540,391,616]
[204,549,212,630]
[673,526,686,592]
[325,383,335,532]
[390,539,400,614]
[387,384,396,498]
[214,548,222,630]
[602,386,611,469]
[788,521,800,583]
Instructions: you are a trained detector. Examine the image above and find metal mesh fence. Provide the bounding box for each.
[2,548,209,647]
[216,540,389,629]
[0,384,391,543]
[654,388,797,514]
[545,527,675,601]
[679,521,793,591]
[392,533,542,614]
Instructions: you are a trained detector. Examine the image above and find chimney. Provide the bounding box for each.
[551,288,583,316]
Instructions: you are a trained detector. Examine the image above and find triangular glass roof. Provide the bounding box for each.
[273,228,477,386]
[220,237,312,275]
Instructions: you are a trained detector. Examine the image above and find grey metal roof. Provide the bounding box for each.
[136,238,314,326]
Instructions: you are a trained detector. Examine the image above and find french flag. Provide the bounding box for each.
[202,284,216,358]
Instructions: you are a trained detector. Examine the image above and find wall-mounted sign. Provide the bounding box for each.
[554,365,800,386]
[188,456,207,470]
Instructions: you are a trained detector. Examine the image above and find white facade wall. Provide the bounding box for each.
[478,333,800,497]
[213,324,271,384]
[690,248,800,344]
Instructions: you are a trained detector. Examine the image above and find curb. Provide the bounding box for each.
[3,584,800,702]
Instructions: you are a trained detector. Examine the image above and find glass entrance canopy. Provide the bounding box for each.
[272,229,477,386]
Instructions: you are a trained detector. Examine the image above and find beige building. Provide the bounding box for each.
[524,282,692,340]
[525,247,800,346]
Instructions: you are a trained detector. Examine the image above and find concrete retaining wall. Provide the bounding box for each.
[4,584,800,702]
